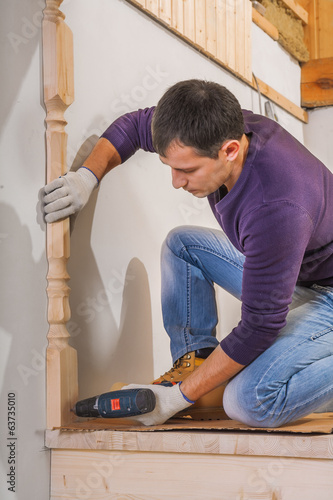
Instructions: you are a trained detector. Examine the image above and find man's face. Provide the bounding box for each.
[159,140,241,197]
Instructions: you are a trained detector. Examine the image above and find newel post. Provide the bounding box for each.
[42,0,78,429]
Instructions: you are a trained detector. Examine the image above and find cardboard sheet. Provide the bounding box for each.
[57,412,333,434]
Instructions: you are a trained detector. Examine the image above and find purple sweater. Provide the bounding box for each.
[101,108,333,365]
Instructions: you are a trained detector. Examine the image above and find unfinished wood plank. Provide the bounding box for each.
[253,76,308,123]
[234,0,253,82]
[195,0,206,48]
[301,0,333,60]
[244,0,252,82]
[317,0,333,58]
[171,0,184,34]
[51,449,333,500]
[280,0,309,24]
[205,0,217,57]
[147,0,159,15]
[225,0,236,71]
[46,428,333,460]
[216,0,226,63]
[43,0,78,429]
[183,0,195,42]
[300,0,318,59]
[235,0,245,77]
[159,0,172,25]
[301,57,333,107]
[252,6,279,41]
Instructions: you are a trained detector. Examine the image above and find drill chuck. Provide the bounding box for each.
[73,388,156,418]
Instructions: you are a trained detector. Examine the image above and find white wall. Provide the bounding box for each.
[62,0,305,398]
[0,0,49,499]
[303,107,333,172]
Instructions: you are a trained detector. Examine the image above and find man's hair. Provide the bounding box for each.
[152,79,244,159]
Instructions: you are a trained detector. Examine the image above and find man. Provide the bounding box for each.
[42,80,333,427]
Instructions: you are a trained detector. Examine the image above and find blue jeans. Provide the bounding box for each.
[161,225,333,427]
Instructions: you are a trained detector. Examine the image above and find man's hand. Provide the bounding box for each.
[42,167,98,223]
[121,383,193,426]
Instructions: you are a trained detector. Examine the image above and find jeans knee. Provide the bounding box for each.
[223,379,291,429]
[223,380,244,421]
[162,226,194,256]
[223,379,269,427]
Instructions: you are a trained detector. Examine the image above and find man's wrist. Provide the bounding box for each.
[80,166,100,186]
[178,381,196,404]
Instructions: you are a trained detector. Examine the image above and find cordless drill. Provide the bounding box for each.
[72,388,156,418]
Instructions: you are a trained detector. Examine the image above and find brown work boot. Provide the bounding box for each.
[152,350,229,420]
[152,351,206,385]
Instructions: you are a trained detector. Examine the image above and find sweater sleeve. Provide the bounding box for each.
[220,201,314,365]
[101,107,156,162]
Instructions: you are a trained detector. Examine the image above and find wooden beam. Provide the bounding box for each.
[301,57,333,107]
[299,0,319,59]
[280,0,309,24]
[252,76,308,122]
[252,6,279,41]
[315,0,333,59]
[299,0,333,60]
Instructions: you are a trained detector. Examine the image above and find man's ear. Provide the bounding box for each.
[220,140,240,161]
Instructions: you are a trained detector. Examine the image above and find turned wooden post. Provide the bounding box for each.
[42,0,78,429]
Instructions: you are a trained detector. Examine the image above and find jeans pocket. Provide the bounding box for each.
[311,284,333,303]
[310,326,333,341]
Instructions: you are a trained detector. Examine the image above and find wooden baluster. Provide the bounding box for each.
[43,0,78,429]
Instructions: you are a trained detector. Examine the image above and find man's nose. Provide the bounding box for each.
[172,169,187,189]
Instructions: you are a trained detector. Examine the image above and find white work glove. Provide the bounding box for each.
[121,383,194,426]
[42,167,98,223]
